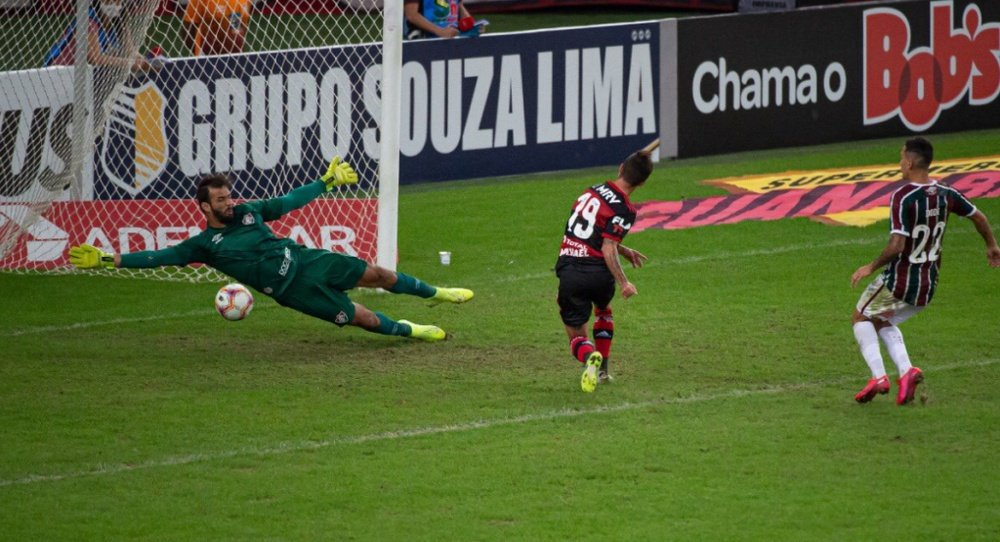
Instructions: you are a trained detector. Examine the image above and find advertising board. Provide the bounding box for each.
[671,0,1000,157]
[401,23,659,183]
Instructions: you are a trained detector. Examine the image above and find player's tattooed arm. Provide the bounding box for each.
[603,238,637,299]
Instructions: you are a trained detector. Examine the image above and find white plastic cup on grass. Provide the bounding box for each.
[439,251,451,265]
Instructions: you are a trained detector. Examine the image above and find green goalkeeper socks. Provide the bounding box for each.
[388,272,436,298]
[371,312,411,337]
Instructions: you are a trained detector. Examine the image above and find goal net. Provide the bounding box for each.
[0,0,400,281]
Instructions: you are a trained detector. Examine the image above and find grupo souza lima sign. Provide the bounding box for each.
[675,0,1000,157]
[93,21,658,197]
[94,46,382,200]
[401,23,658,183]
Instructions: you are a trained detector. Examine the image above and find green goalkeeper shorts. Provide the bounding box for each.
[275,249,368,327]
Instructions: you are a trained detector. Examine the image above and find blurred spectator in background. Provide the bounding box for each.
[183,0,250,56]
[44,0,152,70]
[404,0,482,40]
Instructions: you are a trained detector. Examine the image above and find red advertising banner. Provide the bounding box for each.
[0,199,377,270]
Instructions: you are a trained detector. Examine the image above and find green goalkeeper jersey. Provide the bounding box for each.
[119,180,326,297]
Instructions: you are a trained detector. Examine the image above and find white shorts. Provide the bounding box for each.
[856,274,925,325]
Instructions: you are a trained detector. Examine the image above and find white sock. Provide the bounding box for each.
[853,321,886,378]
[878,325,913,376]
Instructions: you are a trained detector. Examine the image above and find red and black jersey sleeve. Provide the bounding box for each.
[600,194,636,242]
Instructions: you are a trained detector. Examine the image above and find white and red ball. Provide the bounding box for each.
[215,283,254,321]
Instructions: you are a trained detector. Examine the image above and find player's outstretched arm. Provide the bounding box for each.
[251,156,359,221]
[68,243,195,270]
[68,244,118,269]
[968,211,1000,267]
[320,156,358,191]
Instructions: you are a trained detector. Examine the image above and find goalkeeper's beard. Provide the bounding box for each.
[212,206,235,224]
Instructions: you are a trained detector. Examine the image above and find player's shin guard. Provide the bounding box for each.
[370,312,411,336]
[593,307,614,365]
[570,336,597,364]
[853,321,887,378]
[388,272,436,298]
[878,325,913,376]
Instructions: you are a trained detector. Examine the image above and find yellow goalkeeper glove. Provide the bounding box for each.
[68,244,116,270]
[320,156,358,190]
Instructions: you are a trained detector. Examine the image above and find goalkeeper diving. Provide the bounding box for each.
[68,157,473,341]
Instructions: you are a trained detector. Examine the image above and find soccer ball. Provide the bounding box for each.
[215,283,254,321]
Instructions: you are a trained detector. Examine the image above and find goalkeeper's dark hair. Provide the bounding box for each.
[197,174,233,204]
[621,151,654,186]
[904,137,933,170]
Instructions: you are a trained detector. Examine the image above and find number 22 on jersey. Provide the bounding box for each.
[909,222,945,264]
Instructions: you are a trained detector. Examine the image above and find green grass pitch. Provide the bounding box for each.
[2,128,1000,539]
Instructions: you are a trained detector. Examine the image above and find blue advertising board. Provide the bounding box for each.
[399,23,659,184]
[91,22,659,198]
[94,44,381,200]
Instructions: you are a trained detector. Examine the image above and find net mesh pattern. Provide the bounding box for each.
[1,0,387,282]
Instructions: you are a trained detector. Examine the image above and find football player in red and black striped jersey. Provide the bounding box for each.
[556,151,653,392]
[850,138,1000,405]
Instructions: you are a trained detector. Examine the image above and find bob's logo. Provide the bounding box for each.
[864,1,1000,131]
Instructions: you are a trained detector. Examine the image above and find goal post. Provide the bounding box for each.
[378,0,402,272]
[0,0,401,279]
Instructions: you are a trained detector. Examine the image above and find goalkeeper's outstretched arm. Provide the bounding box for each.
[68,244,197,270]
[250,156,359,221]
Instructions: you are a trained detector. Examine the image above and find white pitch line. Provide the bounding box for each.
[8,227,992,337]
[498,235,886,283]
[4,305,276,338]
[4,238,869,337]
[504,224,1000,284]
[1,358,996,489]
[5,310,212,337]
[664,236,881,265]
